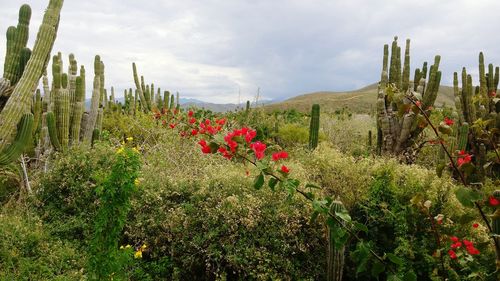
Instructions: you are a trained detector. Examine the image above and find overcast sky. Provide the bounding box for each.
[0,0,499,103]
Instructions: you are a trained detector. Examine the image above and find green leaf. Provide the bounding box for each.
[253,172,265,190]
[403,271,417,281]
[305,183,321,189]
[353,222,369,233]
[454,187,482,208]
[268,177,278,191]
[309,211,319,223]
[371,261,385,278]
[335,210,352,223]
[386,253,404,266]
[256,160,269,171]
[387,275,403,281]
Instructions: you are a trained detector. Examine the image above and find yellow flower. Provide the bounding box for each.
[134,250,142,259]
[116,147,125,154]
[126,137,134,142]
[132,147,139,153]
[140,244,147,250]
[134,178,141,187]
[125,244,131,249]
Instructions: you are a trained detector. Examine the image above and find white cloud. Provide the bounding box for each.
[0,0,499,103]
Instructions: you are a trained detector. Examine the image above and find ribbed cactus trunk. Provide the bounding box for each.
[0,113,33,165]
[0,0,64,152]
[3,4,31,85]
[83,55,102,145]
[376,37,441,160]
[70,67,85,145]
[327,200,346,281]
[308,104,320,150]
[132,63,149,112]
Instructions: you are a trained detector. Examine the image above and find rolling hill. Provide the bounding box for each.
[263,83,456,114]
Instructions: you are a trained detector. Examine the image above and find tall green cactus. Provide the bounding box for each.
[309,104,320,150]
[376,37,441,158]
[46,111,61,151]
[246,100,250,112]
[453,52,500,178]
[132,63,149,111]
[3,4,32,86]
[0,0,64,153]
[0,113,33,165]
[83,55,102,145]
[327,200,347,281]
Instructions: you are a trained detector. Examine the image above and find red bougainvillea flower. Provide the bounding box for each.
[450,236,459,243]
[272,151,289,161]
[198,139,212,153]
[216,118,226,125]
[466,245,480,255]
[281,165,290,173]
[250,141,267,160]
[489,196,500,207]
[189,117,197,124]
[473,223,479,228]
[444,117,454,126]
[188,110,194,117]
[451,242,462,249]
[448,249,457,259]
[191,129,198,136]
[169,123,177,129]
[457,150,472,167]
[245,130,257,143]
[204,119,211,125]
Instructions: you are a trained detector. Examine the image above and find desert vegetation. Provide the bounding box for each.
[0,1,499,280]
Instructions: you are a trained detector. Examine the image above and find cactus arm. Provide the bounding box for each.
[0,113,33,165]
[0,0,64,152]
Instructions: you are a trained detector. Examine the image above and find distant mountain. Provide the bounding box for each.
[263,83,456,114]
[85,96,277,112]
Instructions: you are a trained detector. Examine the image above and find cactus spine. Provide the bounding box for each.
[0,0,64,153]
[308,104,320,150]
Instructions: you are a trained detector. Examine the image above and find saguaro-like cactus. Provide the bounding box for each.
[309,104,320,150]
[376,36,441,158]
[0,0,64,154]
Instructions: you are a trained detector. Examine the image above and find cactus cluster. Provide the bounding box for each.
[327,200,347,281]
[376,36,442,159]
[0,0,64,166]
[309,104,320,150]
[452,53,500,177]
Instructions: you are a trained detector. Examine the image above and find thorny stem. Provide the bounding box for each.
[407,94,500,256]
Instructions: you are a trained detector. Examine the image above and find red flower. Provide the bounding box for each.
[451,242,462,249]
[250,141,266,160]
[216,118,226,125]
[457,151,472,167]
[245,130,257,143]
[473,223,479,228]
[272,151,289,161]
[189,117,197,124]
[489,196,500,207]
[204,119,211,125]
[448,249,457,259]
[444,117,454,126]
[198,139,207,147]
[180,131,186,137]
[466,245,480,255]
[191,129,198,136]
[415,101,422,107]
[281,165,290,173]
[462,239,473,247]
[169,123,177,129]
[188,110,194,117]
[450,236,459,243]
[201,145,211,154]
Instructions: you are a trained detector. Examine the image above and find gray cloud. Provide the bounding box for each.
[0,0,499,103]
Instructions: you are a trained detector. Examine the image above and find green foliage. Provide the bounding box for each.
[87,146,141,280]
[276,123,309,147]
